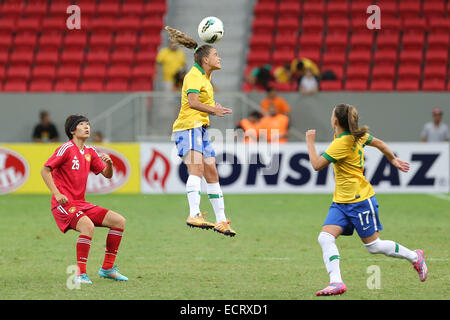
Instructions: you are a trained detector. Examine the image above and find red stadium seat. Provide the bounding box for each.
[346,65,370,81]
[327,17,350,33]
[303,1,325,19]
[396,79,420,90]
[83,64,106,81]
[79,79,104,91]
[274,33,297,51]
[9,50,34,64]
[350,32,373,51]
[110,50,135,65]
[272,49,295,65]
[277,18,300,34]
[423,0,446,20]
[60,50,84,64]
[402,33,425,51]
[39,33,63,50]
[3,79,28,91]
[324,33,348,52]
[105,79,129,92]
[299,34,323,52]
[326,1,349,19]
[322,64,344,79]
[373,49,398,66]
[120,2,143,17]
[35,50,60,66]
[376,32,400,51]
[247,50,271,66]
[429,18,450,34]
[252,17,276,34]
[320,80,342,91]
[278,2,301,19]
[399,0,422,18]
[398,65,421,79]
[56,65,81,80]
[29,80,53,92]
[250,34,273,51]
[370,79,394,91]
[348,51,371,65]
[344,79,368,91]
[375,1,398,18]
[427,34,449,51]
[399,50,423,66]
[129,79,153,91]
[402,18,428,34]
[301,17,324,34]
[7,65,31,80]
[32,65,56,81]
[422,78,446,91]
[372,65,396,81]
[253,2,277,20]
[322,52,346,65]
[54,78,79,92]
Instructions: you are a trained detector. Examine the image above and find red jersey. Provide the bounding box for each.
[44,140,106,208]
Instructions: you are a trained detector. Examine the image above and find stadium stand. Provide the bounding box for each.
[244,0,449,92]
[0,0,166,92]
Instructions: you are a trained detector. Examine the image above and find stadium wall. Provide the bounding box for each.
[0,92,449,143]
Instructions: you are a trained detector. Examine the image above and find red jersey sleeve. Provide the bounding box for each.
[89,148,106,175]
[44,145,69,169]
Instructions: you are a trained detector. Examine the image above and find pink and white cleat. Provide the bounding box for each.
[412,249,428,282]
[316,282,347,296]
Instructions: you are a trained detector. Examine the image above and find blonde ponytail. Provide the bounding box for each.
[165,26,198,50]
[347,105,368,143]
[334,104,369,143]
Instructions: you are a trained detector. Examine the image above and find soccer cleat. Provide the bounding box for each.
[74,273,92,284]
[316,282,347,296]
[213,219,236,237]
[412,249,428,282]
[186,212,215,230]
[98,265,128,281]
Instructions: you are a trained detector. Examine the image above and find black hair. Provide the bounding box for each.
[64,115,89,139]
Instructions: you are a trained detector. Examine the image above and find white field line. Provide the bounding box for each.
[428,193,450,201]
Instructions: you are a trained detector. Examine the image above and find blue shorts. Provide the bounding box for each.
[174,126,216,159]
[323,195,383,238]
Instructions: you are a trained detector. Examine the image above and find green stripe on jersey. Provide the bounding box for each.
[208,194,222,199]
[322,152,337,163]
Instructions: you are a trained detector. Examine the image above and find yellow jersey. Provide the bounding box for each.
[172,63,214,132]
[322,132,375,203]
[156,47,186,82]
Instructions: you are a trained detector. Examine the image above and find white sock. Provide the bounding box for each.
[186,175,202,218]
[206,182,227,223]
[365,238,418,263]
[318,232,343,283]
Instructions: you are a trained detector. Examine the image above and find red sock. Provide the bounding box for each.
[76,235,92,275]
[102,228,124,270]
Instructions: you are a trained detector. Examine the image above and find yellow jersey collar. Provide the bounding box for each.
[193,62,205,75]
[336,131,351,138]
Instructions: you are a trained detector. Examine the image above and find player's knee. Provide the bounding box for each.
[318,232,335,246]
[117,215,126,229]
[365,238,381,254]
[77,216,95,236]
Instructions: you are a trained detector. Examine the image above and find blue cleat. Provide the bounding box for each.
[98,265,128,281]
[74,273,92,284]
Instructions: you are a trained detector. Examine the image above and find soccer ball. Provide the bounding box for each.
[197,16,224,44]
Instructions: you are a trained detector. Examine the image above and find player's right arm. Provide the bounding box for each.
[41,166,69,204]
[366,136,410,173]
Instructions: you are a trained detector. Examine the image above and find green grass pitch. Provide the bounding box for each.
[0,194,448,300]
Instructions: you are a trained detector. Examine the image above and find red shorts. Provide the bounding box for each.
[51,201,109,233]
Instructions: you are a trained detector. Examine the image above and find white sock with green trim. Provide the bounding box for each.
[318,232,343,283]
[364,238,418,263]
[207,182,226,223]
[186,175,202,218]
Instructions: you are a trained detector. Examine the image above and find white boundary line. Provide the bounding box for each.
[428,193,450,201]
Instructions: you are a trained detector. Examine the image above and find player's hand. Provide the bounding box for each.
[101,153,113,165]
[213,103,232,117]
[391,157,410,173]
[54,193,69,205]
[305,129,316,144]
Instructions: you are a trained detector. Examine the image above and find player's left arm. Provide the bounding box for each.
[306,129,331,171]
[100,153,114,178]
[366,136,410,173]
